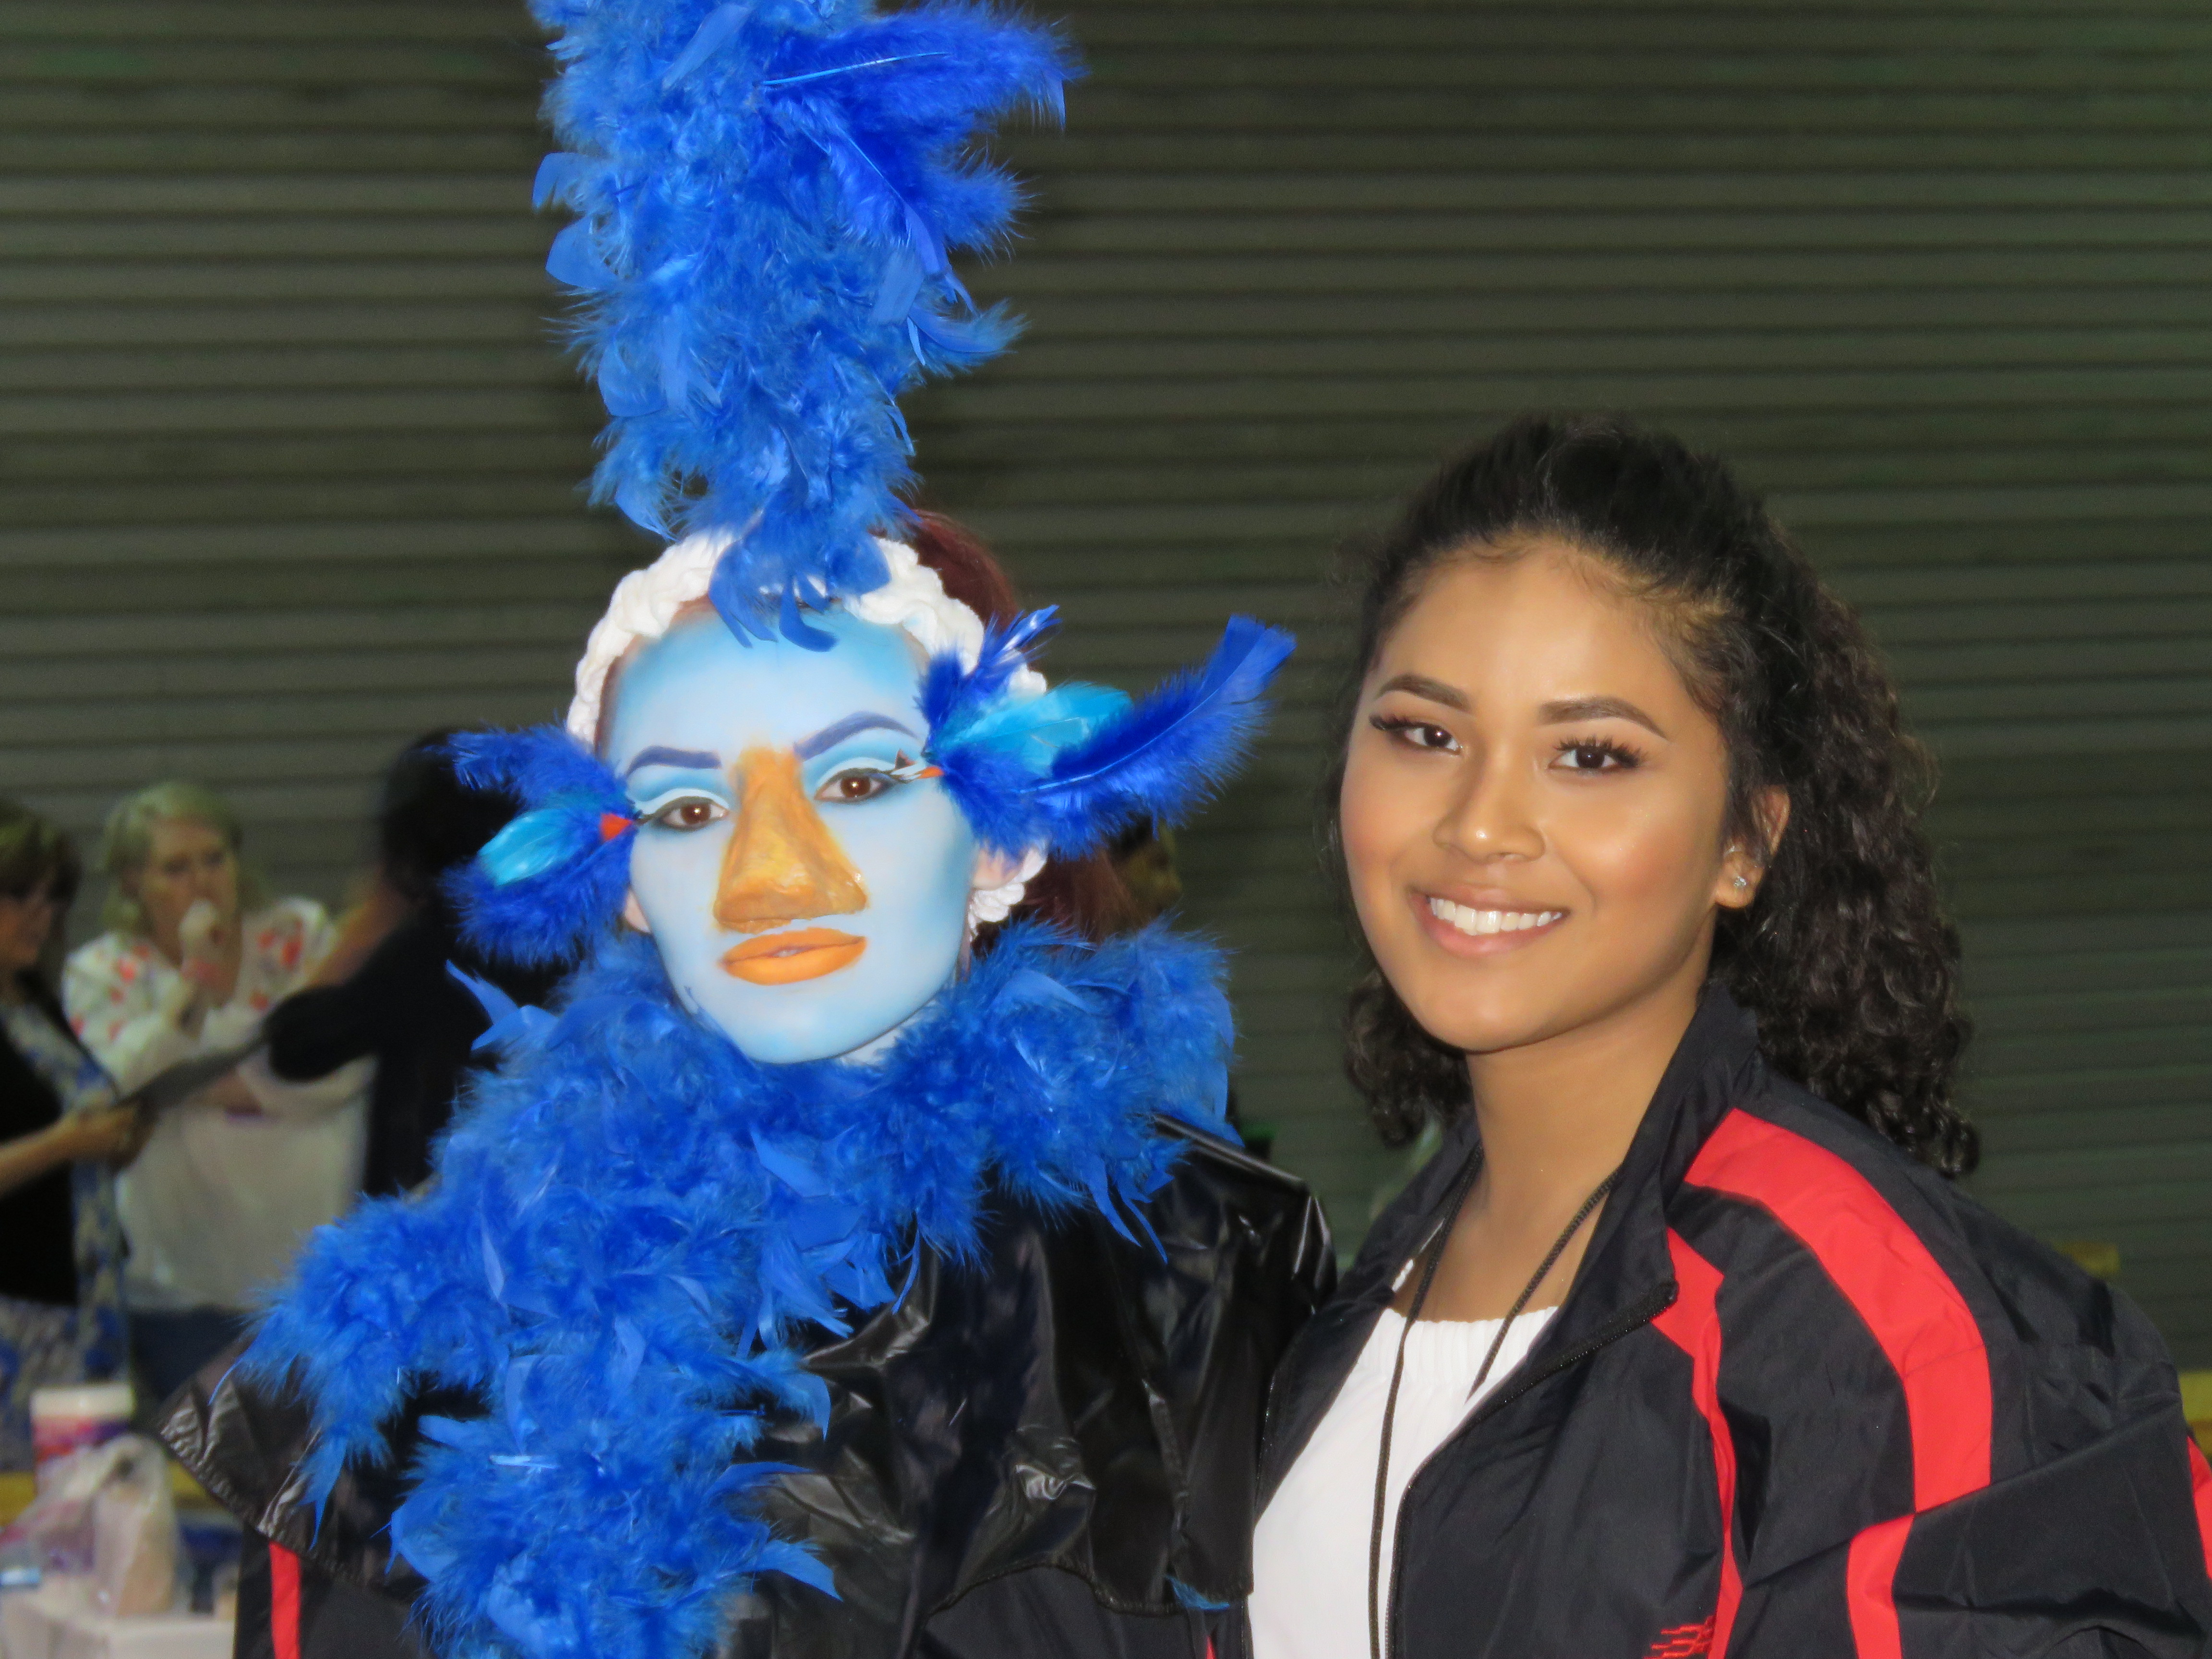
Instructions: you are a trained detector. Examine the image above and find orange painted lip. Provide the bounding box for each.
[721,928,866,986]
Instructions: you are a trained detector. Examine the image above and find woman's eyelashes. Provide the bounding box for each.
[1369,712,1645,775]
[813,750,932,805]
[635,790,727,831]
[1552,735,1645,773]
[1370,712,1460,753]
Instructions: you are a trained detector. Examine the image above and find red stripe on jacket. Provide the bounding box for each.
[1844,1517,1911,1659]
[270,1543,303,1659]
[1688,1109,1996,1659]
[2188,1440,2212,1580]
[1652,1231,1742,1656]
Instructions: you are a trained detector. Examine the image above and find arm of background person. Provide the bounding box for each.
[262,917,426,1083]
[63,944,206,1096]
[302,876,414,992]
[222,900,374,1120]
[0,1106,145,1201]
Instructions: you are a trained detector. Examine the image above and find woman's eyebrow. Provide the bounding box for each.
[1539,696,1668,737]
[623,745,721,779]
[793,711,919,759]
[1374,672,1469,709]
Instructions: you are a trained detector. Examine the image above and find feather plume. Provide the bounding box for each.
[1031,616,1293,851]
[926,616,1294,856]
[916,605,1058,737]
[530,0,1074,620]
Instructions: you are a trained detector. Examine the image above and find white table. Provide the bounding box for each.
[0,1581,229,1659]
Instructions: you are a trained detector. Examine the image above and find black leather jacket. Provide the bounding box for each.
[162,1125,1332,1659]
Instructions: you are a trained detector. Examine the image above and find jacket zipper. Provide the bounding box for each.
[1382,1279,1677,1659]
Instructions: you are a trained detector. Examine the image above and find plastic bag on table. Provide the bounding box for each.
[0,1434,178,1614]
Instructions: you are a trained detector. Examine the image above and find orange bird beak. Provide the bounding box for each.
[712,747,868,935]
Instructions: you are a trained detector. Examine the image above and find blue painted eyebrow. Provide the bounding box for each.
[793,712,918,760]
[623,745,721,780]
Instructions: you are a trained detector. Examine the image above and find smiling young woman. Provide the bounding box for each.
[1244,417,2212,1659]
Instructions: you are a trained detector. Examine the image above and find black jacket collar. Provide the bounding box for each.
[1262,984,1764,1503]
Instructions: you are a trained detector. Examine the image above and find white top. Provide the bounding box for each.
[1250,1304,1558,1659]
[63,901,371,1311]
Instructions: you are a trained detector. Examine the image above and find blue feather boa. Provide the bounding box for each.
[240,923,1230,1659]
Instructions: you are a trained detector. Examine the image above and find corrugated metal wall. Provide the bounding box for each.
[6,2,2209,1358]
[0,0,646,915]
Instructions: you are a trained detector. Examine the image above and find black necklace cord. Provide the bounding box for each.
[1366,1154,1479,1659]
[1366,1162,1622,1659]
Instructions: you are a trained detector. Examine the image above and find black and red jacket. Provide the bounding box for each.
[1248,987,2212,1658]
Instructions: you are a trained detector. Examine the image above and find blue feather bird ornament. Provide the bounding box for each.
[922,612,1298,860]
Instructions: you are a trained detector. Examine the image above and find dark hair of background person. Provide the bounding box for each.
[0,798,82,989]
[905,511,1145,944]
[263,732,552,1197]
[379,729,526,907]
[1321,414,1976,1177]
[0,799,95,1310]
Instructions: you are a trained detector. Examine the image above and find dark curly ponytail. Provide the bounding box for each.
[1329,415,1977,1176]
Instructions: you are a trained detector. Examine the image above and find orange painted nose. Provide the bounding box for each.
[713,747,868,933]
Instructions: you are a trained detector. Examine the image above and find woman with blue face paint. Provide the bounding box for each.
[153,7,1334,1650]
[163,494,1330,1659]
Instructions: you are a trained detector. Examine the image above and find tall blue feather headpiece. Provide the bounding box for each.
[532,0,1070,620]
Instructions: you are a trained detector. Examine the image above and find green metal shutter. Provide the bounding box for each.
[0,0,647,906]
[6,2,2208,1357]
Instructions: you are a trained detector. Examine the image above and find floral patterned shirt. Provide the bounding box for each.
[64,900,326,1094]
[63,900,370,1311]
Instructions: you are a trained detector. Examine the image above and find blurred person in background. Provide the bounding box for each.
[1108,817,1184,920]
[0,800,142,1468]
[263,731,566,1198]
[63,781,369,1404]
[1105,817,1269,1157]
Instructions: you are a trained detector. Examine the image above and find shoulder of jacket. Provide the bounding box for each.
[1667,1075,1971,1290]
[1670,1074,2138,1360]
[1127,1122,1328,1274]
[1690,1070,1965,1220]
[1156,1117,1313,1201]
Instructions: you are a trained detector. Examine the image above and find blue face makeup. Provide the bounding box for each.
[604,608,982,1065]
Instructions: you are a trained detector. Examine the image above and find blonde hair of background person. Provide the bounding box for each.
[62,781,372,1400]
[94,781,269,939]
[74,782,271,1094]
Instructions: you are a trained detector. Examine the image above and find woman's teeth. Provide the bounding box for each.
[1428,897,1563,937]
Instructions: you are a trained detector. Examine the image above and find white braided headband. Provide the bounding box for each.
[566,533,1047,926]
